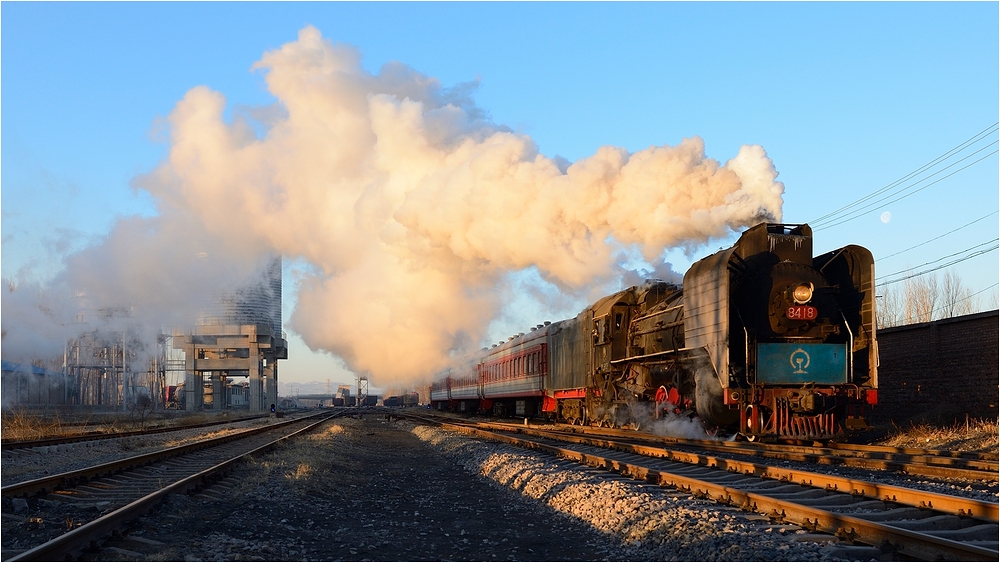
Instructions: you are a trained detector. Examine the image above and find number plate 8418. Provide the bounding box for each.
[786,305,818,320]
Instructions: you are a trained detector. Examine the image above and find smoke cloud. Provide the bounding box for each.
[2,26,783,388]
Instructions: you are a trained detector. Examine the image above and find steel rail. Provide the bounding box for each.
[823,441,998,463]
[528,423,999,479]
[410,416,997,561]
[583,423,996,463]
[473,421,998,521]
[1,415,270,451]
[6,413,340,562]
[2,412,323,498]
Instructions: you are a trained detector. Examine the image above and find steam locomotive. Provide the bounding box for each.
[430,223,877,441]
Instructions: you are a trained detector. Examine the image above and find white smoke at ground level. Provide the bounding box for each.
[629,402,719,440]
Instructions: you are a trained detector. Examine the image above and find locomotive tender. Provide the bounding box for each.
[430,223,878,441]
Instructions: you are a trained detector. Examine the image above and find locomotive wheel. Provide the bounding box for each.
[744,405,765,441]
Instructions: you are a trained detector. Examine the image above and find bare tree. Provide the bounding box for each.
[940,270,978,318]
[128,393,154,429]
[876,282,905,329]
[904,274,938,324]
[878,270,989,328]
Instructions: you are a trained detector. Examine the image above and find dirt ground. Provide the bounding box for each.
[87,414,629,562]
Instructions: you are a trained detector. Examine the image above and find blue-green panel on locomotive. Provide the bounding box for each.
[756,343,849,385]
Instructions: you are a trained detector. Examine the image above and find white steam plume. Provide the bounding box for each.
[3,26,783,388]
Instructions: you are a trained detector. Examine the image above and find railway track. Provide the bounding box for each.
[2,410,343,561]
[1,414,270,451]
[408,414,998,561]
[539,423,1000,481]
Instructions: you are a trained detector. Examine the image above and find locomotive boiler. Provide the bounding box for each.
[431,222,877,441]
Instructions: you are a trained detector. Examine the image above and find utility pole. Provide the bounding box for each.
[356,372,369,410]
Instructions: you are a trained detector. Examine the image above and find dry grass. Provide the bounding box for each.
[1,408,239,441]
[237,423,353,496]
[876,418,999,452]
[1,408,67,440]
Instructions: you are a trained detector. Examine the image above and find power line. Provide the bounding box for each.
[877,210,999,260]
[810,122,997,225]
[877,240,998,286]
[813,146,998,231]
[809,122,999,230]
[879,238,998,278]
[926,282,999,318]
[810,122,998,225]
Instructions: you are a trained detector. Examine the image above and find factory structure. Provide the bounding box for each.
[1,258,287,413]
[169,258,287,412]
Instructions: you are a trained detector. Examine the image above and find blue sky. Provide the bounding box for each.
[2,2,998,390]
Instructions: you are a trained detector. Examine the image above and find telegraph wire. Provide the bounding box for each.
[879,238,998,279]
[877,210,999,261]
[810,122,997,225]
[812,144,998,231]
[876,239,999,286]
[809,122,998,230]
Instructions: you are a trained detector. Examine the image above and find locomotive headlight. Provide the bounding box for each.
[792,283,814,304]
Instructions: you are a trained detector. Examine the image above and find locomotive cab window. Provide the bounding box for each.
[594,316,608,345]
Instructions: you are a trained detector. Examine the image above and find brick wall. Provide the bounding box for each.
[870,310,998,426]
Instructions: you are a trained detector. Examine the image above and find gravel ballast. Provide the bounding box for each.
[1,416,281,483]
[61,414,877,561]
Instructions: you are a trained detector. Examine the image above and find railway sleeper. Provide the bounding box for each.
[850,507,935,521]
[902,522,997,540]
[790,495,884,508]
[763,489,842,500]
[824,500,890,511]
[885,514,984,532]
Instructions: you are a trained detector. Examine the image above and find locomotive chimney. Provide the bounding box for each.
[736,223,813,263]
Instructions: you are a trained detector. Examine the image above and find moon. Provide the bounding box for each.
[880,211,892,223]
